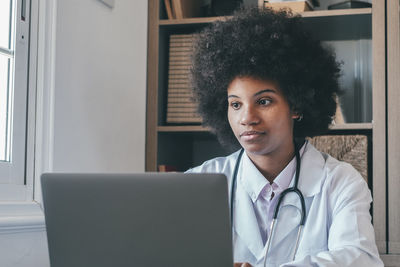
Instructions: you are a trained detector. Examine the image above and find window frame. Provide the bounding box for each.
[0,0,36,201]
[0,0,55,235]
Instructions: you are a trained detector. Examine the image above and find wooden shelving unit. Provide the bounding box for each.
[146,0,398,263]
[387,0,400,258]
[158,8,372,26]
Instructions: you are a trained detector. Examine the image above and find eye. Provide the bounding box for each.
[230,101,241,110]
[258,98,271,106]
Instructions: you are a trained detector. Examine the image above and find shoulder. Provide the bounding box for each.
[185,150,242,176]
[309,144,372,209]
[301,143,370,201]
[323,152,368,193]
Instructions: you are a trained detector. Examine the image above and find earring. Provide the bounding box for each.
[295,114,303,122]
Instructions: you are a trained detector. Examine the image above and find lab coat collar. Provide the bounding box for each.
[292,141,325,198]
[233,142,326,261]
[240,152,270,202]
[234,157,265,259]
[240,144,306,203]
[267,142,325,251]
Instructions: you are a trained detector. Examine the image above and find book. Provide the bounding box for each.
[164,0,174,19]
[171,0,203,19]
[171,0,183,19]
[264,0,319,7]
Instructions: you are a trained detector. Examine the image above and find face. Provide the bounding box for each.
[227,76,297,157]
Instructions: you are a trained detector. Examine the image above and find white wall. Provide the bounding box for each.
[0,0,148,266]
[53,0,147,172]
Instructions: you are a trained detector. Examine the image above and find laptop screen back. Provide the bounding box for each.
[41,173,233,267]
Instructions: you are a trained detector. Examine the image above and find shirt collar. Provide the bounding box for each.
[239,143,306,203]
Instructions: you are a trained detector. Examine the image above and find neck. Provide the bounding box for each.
[246,142,295,183]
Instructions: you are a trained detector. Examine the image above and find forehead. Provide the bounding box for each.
[227,76,282,95]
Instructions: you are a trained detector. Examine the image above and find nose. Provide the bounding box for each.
[240,105,260,125]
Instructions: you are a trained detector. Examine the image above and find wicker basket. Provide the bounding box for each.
[307,135,368,181]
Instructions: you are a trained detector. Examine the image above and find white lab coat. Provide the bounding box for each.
[187,142,383,267]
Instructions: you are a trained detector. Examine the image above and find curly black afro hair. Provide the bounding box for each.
[191,7,341,149]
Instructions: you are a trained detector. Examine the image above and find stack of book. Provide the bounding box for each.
[166,34,202,124]
[260,0,320,12]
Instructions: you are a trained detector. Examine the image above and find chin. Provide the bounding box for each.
[241,143,271,156]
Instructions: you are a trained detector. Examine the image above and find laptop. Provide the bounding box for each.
[41,173,233,267]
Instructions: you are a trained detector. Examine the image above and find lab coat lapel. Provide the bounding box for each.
[233,162,264,259]
[267,143,325,251]
[297,142,325,198]
[267,177,303,250]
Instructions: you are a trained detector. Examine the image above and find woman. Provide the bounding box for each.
[187,7,383,267]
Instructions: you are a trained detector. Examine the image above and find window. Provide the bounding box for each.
[0,0,32,200]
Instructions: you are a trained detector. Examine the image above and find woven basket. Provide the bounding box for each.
[307,135,368,181]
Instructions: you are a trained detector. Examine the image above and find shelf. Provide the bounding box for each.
[301,8,371,18]
[159,16,227,26]
[329,123,372,130]
[159,8,371,26]
[158,123,373,133]
[157,125,209,132]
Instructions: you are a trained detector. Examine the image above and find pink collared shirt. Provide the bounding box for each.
[239,145,305,245]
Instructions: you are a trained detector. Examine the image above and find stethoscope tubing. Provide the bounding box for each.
[230,141,306,264]
[230,148,244,228]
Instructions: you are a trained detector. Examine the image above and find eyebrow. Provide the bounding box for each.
[227,89,277,99]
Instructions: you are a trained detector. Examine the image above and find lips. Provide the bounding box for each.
[239,130,266,141]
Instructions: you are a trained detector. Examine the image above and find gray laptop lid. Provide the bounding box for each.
[41,173,233,267]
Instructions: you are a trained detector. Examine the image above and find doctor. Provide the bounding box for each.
[187,7,383,267]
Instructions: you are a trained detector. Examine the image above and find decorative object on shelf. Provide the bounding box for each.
[260,0,320,12]
[211,0,243,16]
[328,0,372,10]
[170,0,203,19]
[332,95,345,125]
[166,34,202,124]
[307,135,368,181]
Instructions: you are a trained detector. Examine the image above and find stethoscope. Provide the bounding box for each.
[230,140,306,265]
